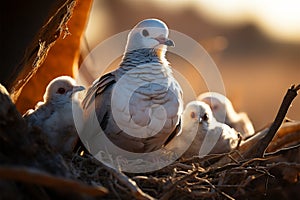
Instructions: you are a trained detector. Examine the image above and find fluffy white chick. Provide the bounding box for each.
[165,101,240,158]
[198,92,254,138]
[24,76,85,154]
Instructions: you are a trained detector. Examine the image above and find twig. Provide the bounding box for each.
[265,143,300,157]
[101,164,155,200]
[160,170,199,200]
[243,84,300,159]
[0,166,108,196]
[199,162,240,178]
[227,153,240,164]
[240,158,271,168]
[195,177,235,200]
[132,176,163,185]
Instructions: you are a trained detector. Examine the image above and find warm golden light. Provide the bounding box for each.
[252,0,300,43]
[147,0,300,43]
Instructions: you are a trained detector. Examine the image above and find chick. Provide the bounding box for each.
[165,101,239,158]
[24,76,85,154]
[198,92,254,138]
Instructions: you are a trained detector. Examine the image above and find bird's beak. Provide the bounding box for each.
[72,86,85,93]
[155,36,175,47]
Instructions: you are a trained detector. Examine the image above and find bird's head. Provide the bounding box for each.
[44,76,85,104]
[183,101,213,130]
[198,92,236,123]
[125,18,174,53]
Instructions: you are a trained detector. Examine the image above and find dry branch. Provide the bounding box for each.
[265,143,300,157]
[0,166,108,196]
[243,84,300,158]
[9,0,77,102]
[212,84,300,168]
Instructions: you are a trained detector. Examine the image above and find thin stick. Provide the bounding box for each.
[265,143,300,157]
[195,177,235,200]
[160,170,199,200]
[101,164,155,200]
[243,84,300,159]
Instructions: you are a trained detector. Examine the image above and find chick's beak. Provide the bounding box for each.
[198,117,203,124]
[155,37,175,47]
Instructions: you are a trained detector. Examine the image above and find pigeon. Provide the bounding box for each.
[82,18,183,153]
[23,76,85,155]
[197,92,254,138]
[165,101,239,158]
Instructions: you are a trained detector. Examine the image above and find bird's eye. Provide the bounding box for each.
[202,113,209,121]
[57,87,66,94]
[142,29,149,37]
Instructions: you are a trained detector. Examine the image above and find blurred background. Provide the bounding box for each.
[2,0,299,131]
[82,0,300,130]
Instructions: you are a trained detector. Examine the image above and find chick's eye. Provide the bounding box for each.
[190,111,196,119]
[57,88,66,94]
[142,29,149,37]
[202,113,209,121]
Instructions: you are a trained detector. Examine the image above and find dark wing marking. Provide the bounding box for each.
[82,73,116,109]
[100,111,109,130]
[164,118,182,146]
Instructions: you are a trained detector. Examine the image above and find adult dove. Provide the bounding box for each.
[24,76,85,154]
[165,101,239,158]
[82,19,183,153]
[198,92,254,138]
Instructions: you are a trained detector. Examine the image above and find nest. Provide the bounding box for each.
[0,83,299,200]
[68,122,300,200]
